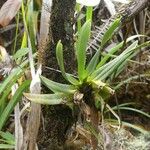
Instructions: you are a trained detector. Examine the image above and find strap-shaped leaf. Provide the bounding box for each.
[0,53,37,94]
[56,40,68,80]
[13,48,29,60]
[114,74,150,90]
[99,53,132,81]
[56,41,80,85]
[0,62,26,95]
[96,42,138,80]
[98,35,145,68]
[24,93,70,105]
[86,18,121,75]
[40,75,76,94]
[86,49,100,76]
[91,41,138,80]
[107,119,148,134]
[76,20,91,81]
[114,41,150,77]
[101,18,120,48]
[66,74,80,85]
[26,1,38,52]
[0,80,30,130]
[0,74,20,114]
[114,107,150,118]
[0,144,14,149]
[0,131,15,145]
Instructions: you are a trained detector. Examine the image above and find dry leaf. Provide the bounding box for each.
[0,0,22,27]
[0,45,13,75]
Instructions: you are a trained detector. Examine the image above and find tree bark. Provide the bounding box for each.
[38,0,76,149]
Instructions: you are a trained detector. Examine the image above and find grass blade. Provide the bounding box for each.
[116,107,150,118]
[0,80,30,130]
[0,56,31,95]
[0,73,23,114]
[107,119,149,134]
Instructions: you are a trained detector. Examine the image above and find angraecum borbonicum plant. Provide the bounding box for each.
[24,18,150,149]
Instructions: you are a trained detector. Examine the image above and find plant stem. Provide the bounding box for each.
[86,6,93,21]
[76,3,82,32]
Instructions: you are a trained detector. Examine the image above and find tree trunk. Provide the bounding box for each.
[38,0,76,149]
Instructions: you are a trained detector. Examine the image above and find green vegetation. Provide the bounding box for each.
[0,0,149,149]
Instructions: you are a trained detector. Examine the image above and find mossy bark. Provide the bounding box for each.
[39,0,76,74]
[38,0,76,149]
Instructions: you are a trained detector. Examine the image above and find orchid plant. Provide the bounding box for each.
[0,0,149,149]
[23,15,150,148]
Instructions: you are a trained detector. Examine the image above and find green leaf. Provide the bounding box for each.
[99,53,131,81]
[101,18,121,48]
[0,84,13,114]
[105,102,135,113]
[0,144,14,149]
[115,107,150,118]
[40,75,76,94]
[26,1,38,52]
[0,80,30,130]
[98,35,145,68]
[21,2,28,48]
[0,69,22,95]
[86,49,100,76]
[13,48,29,60]
[114,41,150,77]
[0,56,31,95]
[76,20,91,81]
[66,74,80,85]
[107,119,149,134]
[91,41,138,80]
[56,40,68,80]
[0,131,15,145]
[21,32,27,48]
[121,121,149,134]
[86,18,121,75]
[55,40,80,85]
[24,93,71,105]
[0,73,24,114]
